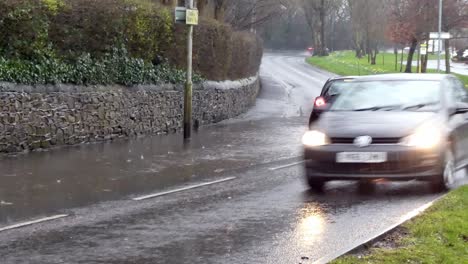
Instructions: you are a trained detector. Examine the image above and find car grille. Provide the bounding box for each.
[314,161,431,174]
[330,137,401,144]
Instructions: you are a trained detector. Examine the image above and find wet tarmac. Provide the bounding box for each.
[0,52,466,263]
[0,117,306,224]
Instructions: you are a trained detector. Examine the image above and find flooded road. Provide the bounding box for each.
[0,117,305,224]
[0,52,465,263]
[0,52,329,225]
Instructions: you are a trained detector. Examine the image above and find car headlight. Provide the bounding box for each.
[302,130,330,147]
[400,123,442,149]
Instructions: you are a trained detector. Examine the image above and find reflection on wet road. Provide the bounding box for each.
[0,117,305,224]
[0,52,465,263]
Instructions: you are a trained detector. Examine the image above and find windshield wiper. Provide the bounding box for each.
[353,105,401,111]
[401,101,439,111]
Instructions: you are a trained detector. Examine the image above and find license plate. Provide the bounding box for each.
[336,152,387,163]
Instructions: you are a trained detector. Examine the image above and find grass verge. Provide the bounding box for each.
[332,186,468,264]
[306,51,468,87]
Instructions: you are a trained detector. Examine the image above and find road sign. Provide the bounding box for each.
[175,7,187,24]
[174,7,198,26]
[429,32,451,39]
[186,9,199,25]
[420,43,427,55]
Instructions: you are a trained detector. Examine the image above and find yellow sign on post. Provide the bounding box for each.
[186,9,199,25]
[420,43,428,55]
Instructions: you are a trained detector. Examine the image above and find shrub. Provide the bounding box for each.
[0,0,53,59]
[164,18,263,81]
[0,47,203,85]
[49,0,173,61]
[0,0,263,84]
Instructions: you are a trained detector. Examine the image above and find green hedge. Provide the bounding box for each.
[0,48,203,85]
[0,0,173,61]
[0,0,262,85]
[166,19,263,81]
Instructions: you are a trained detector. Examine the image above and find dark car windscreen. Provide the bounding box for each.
[330,80,441,111]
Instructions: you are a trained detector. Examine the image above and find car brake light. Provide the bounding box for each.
[314,97,326,107]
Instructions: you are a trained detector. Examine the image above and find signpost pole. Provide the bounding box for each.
[184,0,194,140]
[437,0,443,72]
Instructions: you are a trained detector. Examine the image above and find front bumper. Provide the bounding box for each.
[304,144,445,181]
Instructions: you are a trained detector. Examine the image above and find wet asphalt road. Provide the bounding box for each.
[0,52,465,264]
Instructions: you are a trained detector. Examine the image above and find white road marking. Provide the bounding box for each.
[0,214,68,233]
[132,177,236,201]
[269,161,304,171]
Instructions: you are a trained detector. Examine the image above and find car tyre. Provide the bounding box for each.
[307,176,325,193]
[430,149,455,192]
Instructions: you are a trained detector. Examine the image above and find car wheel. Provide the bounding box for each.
[431,150,455,192]
[307,176,325,193]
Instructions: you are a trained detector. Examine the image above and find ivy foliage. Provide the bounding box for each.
[0,47,203,85]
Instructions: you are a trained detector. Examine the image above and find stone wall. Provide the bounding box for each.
[0,76,259,153]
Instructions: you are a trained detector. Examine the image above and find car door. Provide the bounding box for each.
[453,78,468,167]
[448,77,468,167]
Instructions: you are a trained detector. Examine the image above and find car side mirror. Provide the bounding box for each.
[450,102,468,116]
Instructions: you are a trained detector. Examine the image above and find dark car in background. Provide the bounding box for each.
[453,47,468,63]
[309,76,357,125]
[303,74,468,193]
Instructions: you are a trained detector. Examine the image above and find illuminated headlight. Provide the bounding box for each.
[302,130,330,147]
[400,123,442,149]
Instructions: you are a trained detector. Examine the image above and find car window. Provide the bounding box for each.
[326,81,346,96]
[330,80,441,111]
[323,80,351,98]
[450,78,468,103]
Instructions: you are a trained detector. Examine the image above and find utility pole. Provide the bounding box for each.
[184,0,194,140]
[437,0,442,72]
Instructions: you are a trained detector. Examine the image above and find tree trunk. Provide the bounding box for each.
[400,47,404,72]
[394,47,398,71]
[356,48,362,58]
[416,44,421,73]
[313,32,322,56]
[421,54,427,73]
[214,1,226,21]
[197,0,207,15]
[445,39,451,74]
[404,39,418,73]
[370,48,378,65]
[315,0,327,56]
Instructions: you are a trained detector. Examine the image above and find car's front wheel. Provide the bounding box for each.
[430,150,455,192]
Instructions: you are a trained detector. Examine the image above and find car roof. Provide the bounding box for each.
[345,73,449,82]
[328,76,360,81]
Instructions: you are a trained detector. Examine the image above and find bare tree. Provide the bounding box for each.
[226,0,294,31]
[213,0,227,21]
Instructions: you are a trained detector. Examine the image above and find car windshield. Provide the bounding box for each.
[330,80,441,112]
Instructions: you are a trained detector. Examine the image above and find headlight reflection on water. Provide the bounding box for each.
[296,207,326,246]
